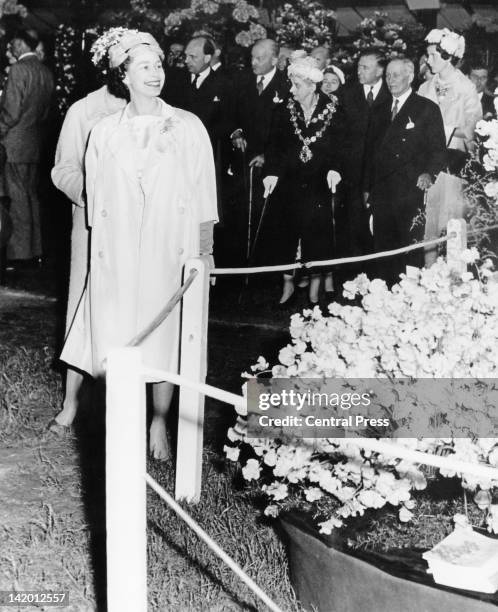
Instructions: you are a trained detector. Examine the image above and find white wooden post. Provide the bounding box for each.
[106,348,147,612]
[175,256,210,502]
[446,218,467,274]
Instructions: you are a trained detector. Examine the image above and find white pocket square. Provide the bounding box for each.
[406,118,414,130]
[213,96,220,102]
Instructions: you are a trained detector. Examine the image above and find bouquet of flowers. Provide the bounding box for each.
[272,0,337,50]
[225,253,498,535]
[164,0,266,48]
[352,11,424,60]
[462,101,498,258]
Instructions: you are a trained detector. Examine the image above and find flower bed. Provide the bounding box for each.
[225,252,498,540]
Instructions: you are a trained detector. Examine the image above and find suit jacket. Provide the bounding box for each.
[0,54,54,163]
[230,70,290,159]
[482,92,496,120]
[338,81,391,186]
[368,91,446,222]
[164,67,230,149]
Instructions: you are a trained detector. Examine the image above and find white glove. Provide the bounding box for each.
[327,170,342,194]
[262,176,278,198]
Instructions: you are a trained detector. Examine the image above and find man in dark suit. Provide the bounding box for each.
[0,29,54,264]
[338,50,391,257]
[228,38,289,265]
[469,64,496,120]
[177,35,230,148]
[366,58,446,284]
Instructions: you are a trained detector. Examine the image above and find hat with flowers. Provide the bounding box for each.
[425,28,465,60]
[107,31,164,68]
[90,27,140,68]
[288,56,323,83]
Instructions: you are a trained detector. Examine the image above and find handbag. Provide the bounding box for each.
[446,128,469,176]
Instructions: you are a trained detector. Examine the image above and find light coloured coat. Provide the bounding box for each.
[61,100,218,376]
[52,86,126,336]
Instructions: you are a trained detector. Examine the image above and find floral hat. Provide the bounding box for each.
[425,28,465,60]
[90,27,139,67]
[107,32,164,68]
[288,56,323,83]
[324,65,345,85]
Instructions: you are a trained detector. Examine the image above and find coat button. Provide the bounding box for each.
[98,250,104,258]
[178,248,184,255]
[101,209,107,217]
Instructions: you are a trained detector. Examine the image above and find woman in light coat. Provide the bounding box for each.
[60,32,218,459]
[418,29,482,266]
[49,30,128,434]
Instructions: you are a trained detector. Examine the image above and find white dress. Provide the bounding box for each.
[60,100,218,377]
[418,70,482,264]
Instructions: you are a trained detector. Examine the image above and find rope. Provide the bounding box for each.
[145,474,285,612]
[127,269,198,347]
[344,438,498,481]
[211,234,451,276]
[211,222,498,277]
[142,366,246,412]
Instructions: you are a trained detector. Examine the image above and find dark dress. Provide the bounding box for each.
[260,91,347,267]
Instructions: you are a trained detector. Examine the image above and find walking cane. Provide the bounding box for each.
[330,191,337,251]
[238,190,271,303]
[243,165,255,288]
[246,165,254,263]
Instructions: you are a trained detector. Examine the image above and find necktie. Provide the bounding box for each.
[257,76,264,95]
[191,73,200,90]
[366,86,374,107]
[391,98,399,121]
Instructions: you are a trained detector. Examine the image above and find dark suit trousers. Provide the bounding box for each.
[372,184,424,285]
[5,162,42,259]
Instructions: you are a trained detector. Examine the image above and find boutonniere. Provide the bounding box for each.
[406,118,415,130]
[273,92,283,104]
[213,96,220,102]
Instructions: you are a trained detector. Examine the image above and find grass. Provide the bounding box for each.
[0,293,302,611]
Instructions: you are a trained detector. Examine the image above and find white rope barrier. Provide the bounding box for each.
[344,438,498,481]
[142,366,246,412]
[145,474,285,612]
[142,366,498,482]
[211,234,451,275]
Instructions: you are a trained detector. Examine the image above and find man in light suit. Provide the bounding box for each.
[338,50,391,256]
[366,58,446,284]
[0,29,54,264]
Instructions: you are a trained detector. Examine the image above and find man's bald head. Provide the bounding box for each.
[251,38,279,75]
[310,46,331,71]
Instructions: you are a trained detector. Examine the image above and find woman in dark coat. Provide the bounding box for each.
[262,56,347,307]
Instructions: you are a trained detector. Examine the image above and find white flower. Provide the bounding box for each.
[318,515,343,534]
[305,487,323,502]
[263,481,289,501]
[398,506,413,522]
[242,458,261,481]
[264,504,279,517]
[223,445,240,462]
[460,247,479,264]
[484,181,498,200]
